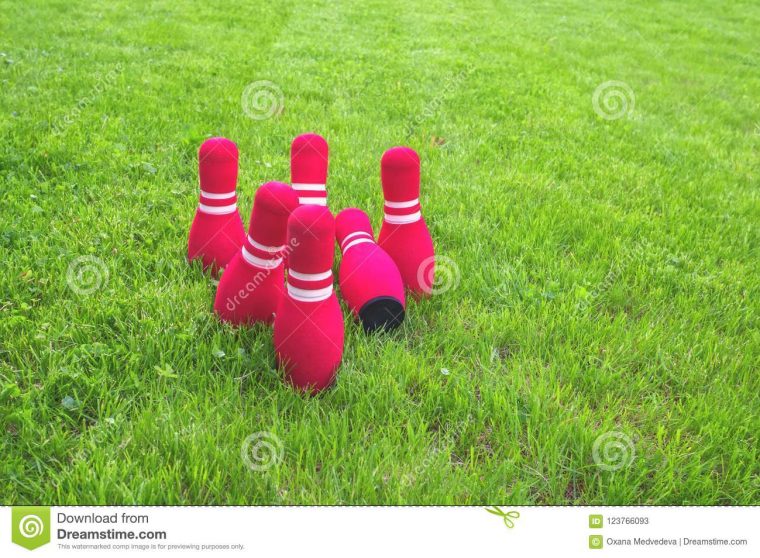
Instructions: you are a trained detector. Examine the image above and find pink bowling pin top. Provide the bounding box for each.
[378,146,435,296]
[335,208,376,254]
[286,204,335,301]
[290,133,328,207]
[242,181,299,269]
[275,205,343,393]
[198,137,239,215]
[212,181,298,325]
[380,146,421,224]
[188,137,244,275]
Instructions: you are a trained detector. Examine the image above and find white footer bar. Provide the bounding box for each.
[1,506,756,557]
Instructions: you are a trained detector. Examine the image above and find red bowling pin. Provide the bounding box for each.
[377,147,435,296]
[274,205,343,393]
[336,208,405,332]
[213,181,299,325]
[290,133,328,207]
[187,137,245,276]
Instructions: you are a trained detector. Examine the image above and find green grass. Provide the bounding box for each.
[1,0,758,505]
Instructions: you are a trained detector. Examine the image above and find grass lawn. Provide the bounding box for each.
[1,0,758,505]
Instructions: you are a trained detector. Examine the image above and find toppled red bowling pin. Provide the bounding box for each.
[187,137,245,275]
[336,208,405,332]
[213,181,299,325]
[377,147,435,296]
[274,205,343,393]
[290,133,328,207]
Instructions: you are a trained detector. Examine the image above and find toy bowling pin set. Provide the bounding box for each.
[188,134,435,393]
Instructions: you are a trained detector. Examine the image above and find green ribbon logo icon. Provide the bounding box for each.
[12,507,51,550]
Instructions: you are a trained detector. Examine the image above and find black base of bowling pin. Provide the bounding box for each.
[358,296,405,333]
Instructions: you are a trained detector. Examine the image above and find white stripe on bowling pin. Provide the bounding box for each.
[288,269,332,282]
[287,269,333,302]
[340,231,372,245]
[291,183,327,205]
[384,198,419,209]
[297,197,327,206]
[248,236,285,254]
[383,211,421,224]
[342,238,374,253]
[200,190,236,200]
[198,202,238,215]
[291,183,326,191]
[242,246,282,269]
[340,231,374,254]
[287,284,333,302]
